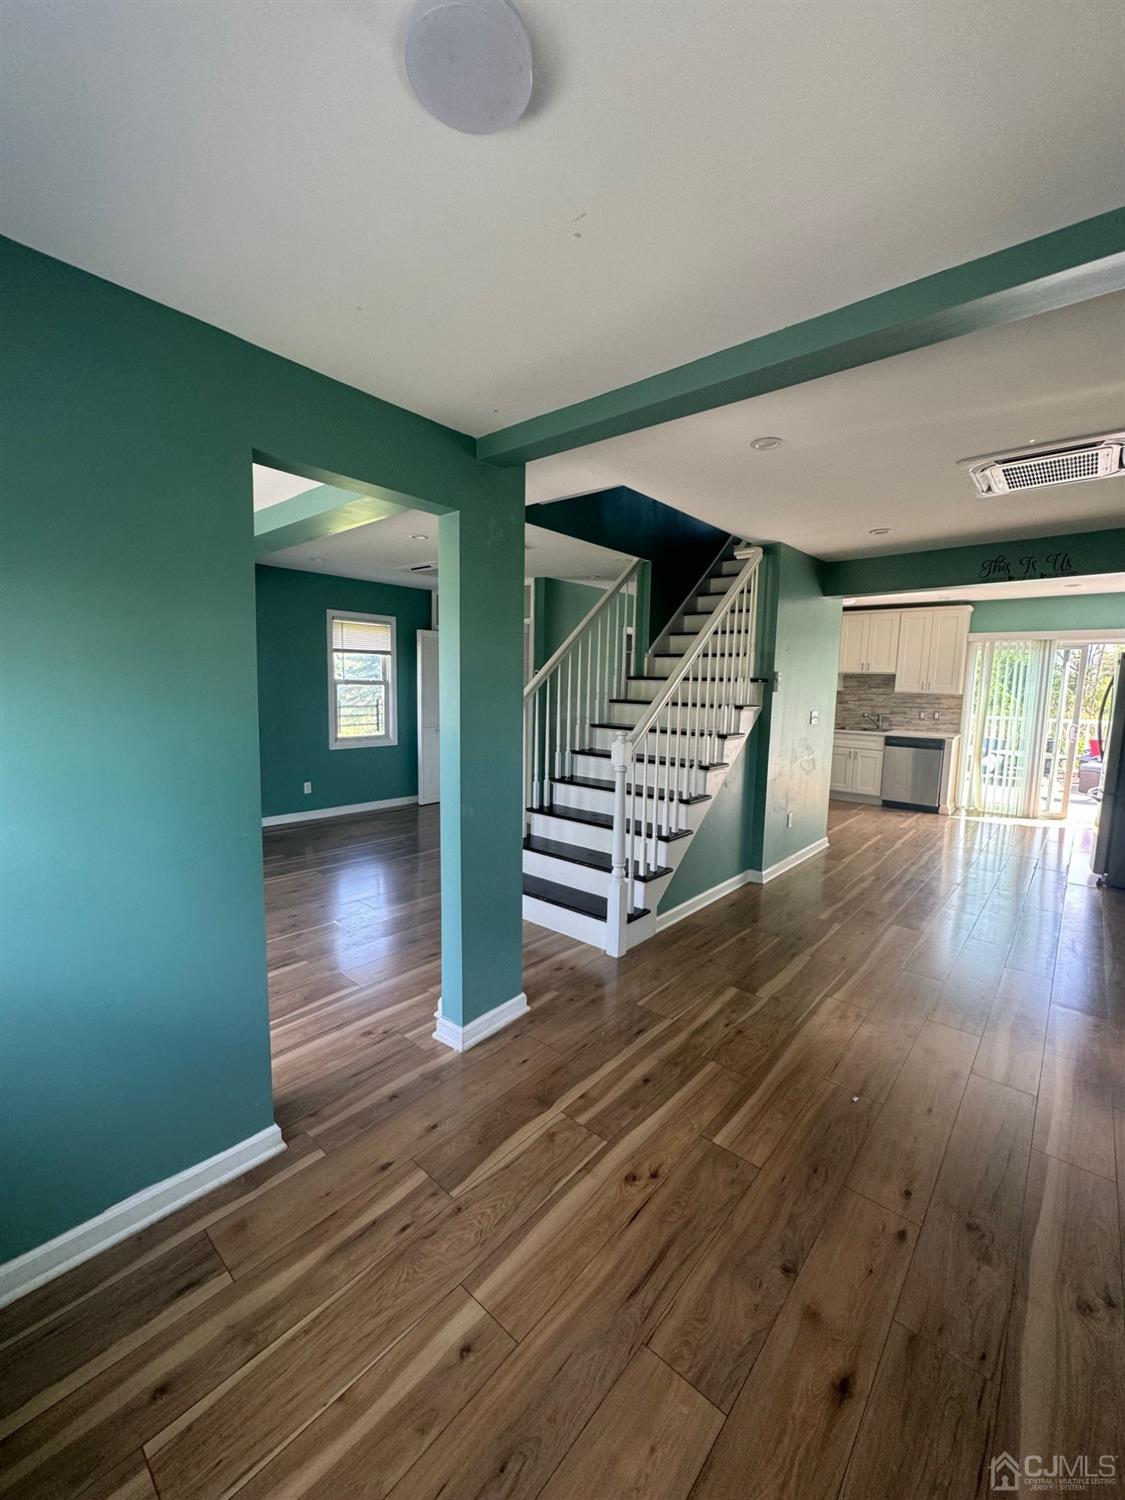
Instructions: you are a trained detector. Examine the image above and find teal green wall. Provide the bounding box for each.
[535,578,604,666]
[0,236,524,1261]
[255,565,432,819]
[969,591,1125,635]
[663,545,841,906]
[757,547,843,870]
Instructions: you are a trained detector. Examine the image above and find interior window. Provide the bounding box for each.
[328,611,396,748]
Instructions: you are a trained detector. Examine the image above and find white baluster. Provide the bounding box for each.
[606,733,631,958]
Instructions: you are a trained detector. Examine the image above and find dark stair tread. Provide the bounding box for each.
[576,747,729,771]
[522,835,670,882]
[522,875,649,924]
[526,804,693,841]
[590,722,742,741]
[553,774,710,806]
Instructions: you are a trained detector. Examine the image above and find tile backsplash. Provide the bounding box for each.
[835,674,963,731]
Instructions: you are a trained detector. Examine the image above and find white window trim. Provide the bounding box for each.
[327,609,398,750]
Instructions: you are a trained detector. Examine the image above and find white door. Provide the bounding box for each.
[927,610,969,695]
[839,614,867,673]
[865,612,901,674]
[830,745,853,792]
[895,611,931,693]
[417,629,440,805]
[853,747,885,797]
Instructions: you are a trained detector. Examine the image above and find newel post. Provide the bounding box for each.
[606,731,632,958]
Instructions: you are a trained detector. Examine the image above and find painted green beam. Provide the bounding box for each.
[253,482,409,555]
[820,527,1125,599]
[478,207,1125,466]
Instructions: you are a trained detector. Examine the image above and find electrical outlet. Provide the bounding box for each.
[303,781,312,795]
[918,710,926,720]
[786,812,795,829]
[932,711,940,721]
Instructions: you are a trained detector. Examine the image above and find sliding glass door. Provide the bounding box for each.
[961,637,1125,820]
[960,639,1051,817]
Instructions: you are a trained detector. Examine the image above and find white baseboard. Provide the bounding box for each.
[752,836,831,884]
[655,869,757,932]
[0,1124,284,1310]
[655,836,830,932]
[262,795,418,828]
[433,992,529,1052]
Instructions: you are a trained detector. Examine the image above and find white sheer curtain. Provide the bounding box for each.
[961,639,1052,818]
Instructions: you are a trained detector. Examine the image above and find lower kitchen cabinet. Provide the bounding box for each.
[831,735,884,798]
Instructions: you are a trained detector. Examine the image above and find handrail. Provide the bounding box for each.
[626,547,763,746]
[524,559,643,700]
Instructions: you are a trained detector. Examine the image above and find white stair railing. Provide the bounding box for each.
[523,560,644,820]
[605,546,764,954]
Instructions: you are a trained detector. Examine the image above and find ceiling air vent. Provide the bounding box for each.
[960,432,1125,498]
[397,560,438,576]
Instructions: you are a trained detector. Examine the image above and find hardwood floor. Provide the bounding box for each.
[3,800,1123,1499]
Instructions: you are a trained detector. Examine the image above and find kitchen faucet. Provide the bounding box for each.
[862,712,886,731]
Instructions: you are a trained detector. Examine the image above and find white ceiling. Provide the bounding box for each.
[257,503,632,590]
[3,0,1124,438]
[251,464,322,512]
[528,291,1125,558]
[848,573,1125,608]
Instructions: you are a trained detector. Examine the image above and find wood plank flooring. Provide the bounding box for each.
[2,800,1124,1499]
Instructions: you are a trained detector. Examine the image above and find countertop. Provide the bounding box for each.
[833,728,962,740]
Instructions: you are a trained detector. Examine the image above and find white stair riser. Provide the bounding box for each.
[522,894,606,947]
[625,678,664,702]
[648,656,680,678]
[693,594,721,614]
[718,559,742,576]
[605,700,750,732]
[569,752,712,795]
[522,847,648,907]
[589,723,739,755]
[553,779,697,823]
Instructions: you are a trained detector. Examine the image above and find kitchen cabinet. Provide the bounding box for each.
[893,606,972,695]
[831,733,884,798]
[838,610,900,674]
[832,730,963,812]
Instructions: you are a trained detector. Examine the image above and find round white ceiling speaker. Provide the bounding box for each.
[404,0,533,135]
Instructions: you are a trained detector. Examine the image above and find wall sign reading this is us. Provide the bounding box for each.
[978,551,1074,583]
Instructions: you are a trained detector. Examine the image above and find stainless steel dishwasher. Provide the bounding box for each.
[881,736,944,812]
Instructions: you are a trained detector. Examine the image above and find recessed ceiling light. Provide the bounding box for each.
[410,533,429,541]
[868,527,892,536]
[404,0,533,136]
[750,436,783,451]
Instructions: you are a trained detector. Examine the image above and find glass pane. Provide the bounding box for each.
[332,617,392,652]
[335,682,386,738]
[333,651,385,682]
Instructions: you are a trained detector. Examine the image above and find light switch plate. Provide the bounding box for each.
[809,709,820,725]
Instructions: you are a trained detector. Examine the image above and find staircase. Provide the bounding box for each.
[522,541,765,955]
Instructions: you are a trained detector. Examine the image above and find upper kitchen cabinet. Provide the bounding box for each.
[894,606,972,694]
[838,610,901,674]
